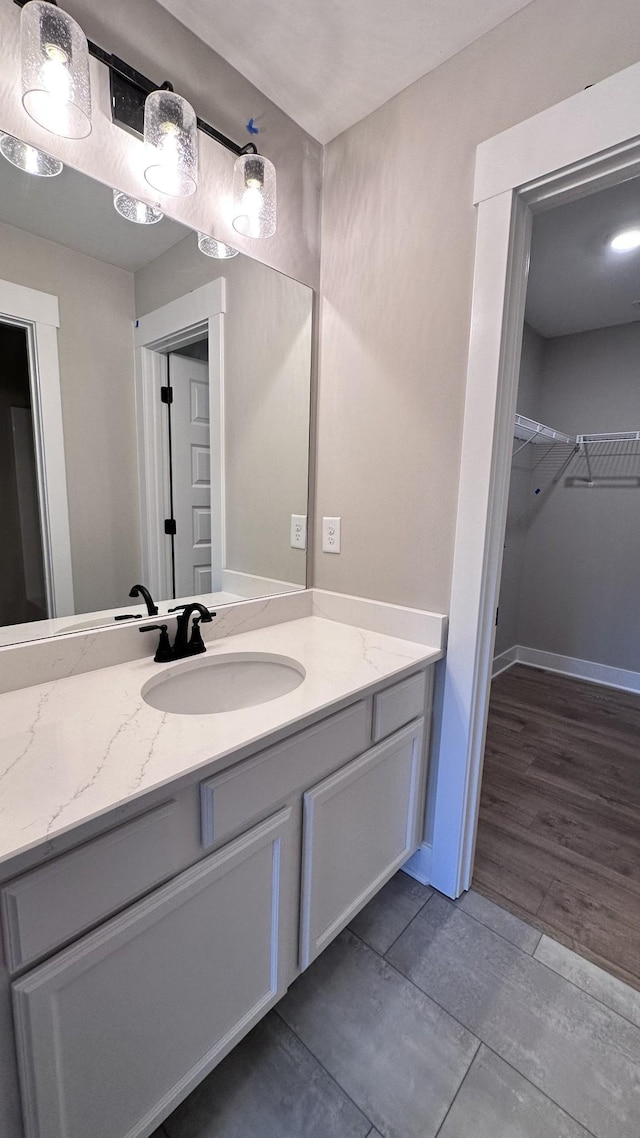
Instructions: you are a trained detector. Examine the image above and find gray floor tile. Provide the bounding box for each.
[534,934,640,1029]
[348,870,433,954]
[163,1011,370,1138]
[278,928,479,1138]
[387,893,640,1138]
[438,1045,593,1137]
[456,889,541,953]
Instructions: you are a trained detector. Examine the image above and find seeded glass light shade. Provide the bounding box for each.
[113,190,163,225]
[21,1,92,138]
[232,154,276,239]
[144,90,198,197]
[0,133,62,176]
[197,232,239,259]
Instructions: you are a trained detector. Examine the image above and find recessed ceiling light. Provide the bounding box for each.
[610,228,640,252]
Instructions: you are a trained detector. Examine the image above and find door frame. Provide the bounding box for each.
[133,278,225,599]
[431,60,640,898]
[0,278,74,618]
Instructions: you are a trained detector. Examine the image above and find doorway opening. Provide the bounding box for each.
[472,172,640,988]
[432,63,640,911]
[0,319,47,626]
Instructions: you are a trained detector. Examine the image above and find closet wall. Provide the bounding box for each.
[497,319,640,675]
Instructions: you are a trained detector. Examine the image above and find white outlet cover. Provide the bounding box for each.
[322,516,341,553]
[290,514,307,550]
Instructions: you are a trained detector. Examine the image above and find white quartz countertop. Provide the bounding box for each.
[0,616,442,869]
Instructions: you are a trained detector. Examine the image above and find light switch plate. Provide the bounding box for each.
[290,514,307,550]
[322,516,341,553]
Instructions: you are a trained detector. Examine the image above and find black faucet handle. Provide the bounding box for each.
[139,623,173,663]
[167,605,188,613]
[188,617,206,654]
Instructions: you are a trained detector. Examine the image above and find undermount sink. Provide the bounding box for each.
[141,651,306,715]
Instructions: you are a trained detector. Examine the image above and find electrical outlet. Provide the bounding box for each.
[322,516,341,553]
[290,514,307,550]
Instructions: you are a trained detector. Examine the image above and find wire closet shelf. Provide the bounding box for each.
[512,418,640,489]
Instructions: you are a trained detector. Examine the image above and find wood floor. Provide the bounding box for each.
[474,664,640,991]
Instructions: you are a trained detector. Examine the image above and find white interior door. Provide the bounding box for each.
[170,353,215,598]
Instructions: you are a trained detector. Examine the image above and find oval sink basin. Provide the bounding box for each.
[141,652,306,715]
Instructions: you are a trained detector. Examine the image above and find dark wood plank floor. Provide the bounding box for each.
[474,664,640,990]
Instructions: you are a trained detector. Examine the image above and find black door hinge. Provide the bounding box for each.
[160,385,173,404]
[164,518,176,536]
[495,606,499,627]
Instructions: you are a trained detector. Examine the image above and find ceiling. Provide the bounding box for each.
[154,0,535,144]
[0,157,189,273]
[526,175,640,339]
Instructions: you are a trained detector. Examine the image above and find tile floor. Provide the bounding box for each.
[154,871,640,1138]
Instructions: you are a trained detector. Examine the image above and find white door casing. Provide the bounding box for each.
[0,280,74,618]
[432,61,640,898]
[134,279,225,601]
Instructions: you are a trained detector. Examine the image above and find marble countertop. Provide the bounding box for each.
[0,616,442,869]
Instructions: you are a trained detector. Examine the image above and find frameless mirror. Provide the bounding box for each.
[0,147,312,646]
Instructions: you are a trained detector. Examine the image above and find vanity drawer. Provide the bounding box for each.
[1,800,192,973]
[200,700,370,848]
[372,669,431,742]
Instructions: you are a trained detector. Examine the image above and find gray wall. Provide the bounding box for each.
[315,0,640,611]
[498,321,640,672]
[135,239,312,586]
[0,220,140,615]
[518,322,640,671]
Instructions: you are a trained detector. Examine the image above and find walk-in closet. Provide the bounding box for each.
[475,173,640,989]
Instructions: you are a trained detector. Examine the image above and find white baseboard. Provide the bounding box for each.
[402,843,432,886]
[492,644,640,695]
[515,646,640,695]
[492,646,518,677]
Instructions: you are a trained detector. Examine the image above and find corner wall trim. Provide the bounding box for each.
[493,645,640,695]
[402,843,432,886]
[492,646,518,678]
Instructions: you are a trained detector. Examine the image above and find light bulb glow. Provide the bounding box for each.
[610,228,640,253]
[113,190,163,225]
[232,154,276,239]
[144,90,198,197]
[20,1,92,139]
[197,232,239,259]
[0,132,63,177]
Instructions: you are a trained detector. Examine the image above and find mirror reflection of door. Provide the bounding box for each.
[166,341,213,600]
[0,320,47,626]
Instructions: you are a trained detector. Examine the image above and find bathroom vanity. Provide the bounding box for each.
[0,614,441,1138]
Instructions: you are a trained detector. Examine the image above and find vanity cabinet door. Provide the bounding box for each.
[12,807,294,1138]
[299,719,425,969]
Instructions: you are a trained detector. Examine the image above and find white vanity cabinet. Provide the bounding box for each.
[11,809,294,1138]
[299,718,425,968]
[3,665,434,1138]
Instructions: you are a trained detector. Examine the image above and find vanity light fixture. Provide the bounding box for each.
[20,0,92,139]
[232,153,277,239]
[610,228,640,253]
[197,232,239,259]
[144,89,198,197]
[0,131,62,175]
[13,0,277,227]
[113,189,163,225]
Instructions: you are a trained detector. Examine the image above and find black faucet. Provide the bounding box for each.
[129,583,158,616]
[170,603,214,658]
[140,602,215,662]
